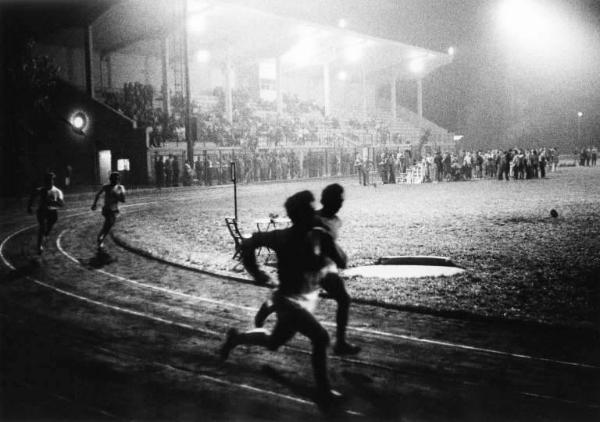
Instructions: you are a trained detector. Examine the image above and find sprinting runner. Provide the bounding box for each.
[254,183,360,355]
[27,172,64,254]
[219,190,347,406]
[91,172,126,250]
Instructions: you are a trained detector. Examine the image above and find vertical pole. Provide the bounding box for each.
[390,75,397,120]
[323,62,331,116]
[361,66,367,120]
[161,36,171,115]
[105,54,112,89]
[225,53,233,123]
[231,161,238,220]
[182,0,194,166]
[84,24,94,98]
[276,57,283,115]
[417,78,423,119]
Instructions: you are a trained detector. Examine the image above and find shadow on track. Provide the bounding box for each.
[86,249,117,269]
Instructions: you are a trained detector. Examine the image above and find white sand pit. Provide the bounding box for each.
[343,256,465,278]
[343,265,465,278]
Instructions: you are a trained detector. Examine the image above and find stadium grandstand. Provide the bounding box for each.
[2,0,455,190]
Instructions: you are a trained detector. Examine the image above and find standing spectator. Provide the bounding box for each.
[434,150,443,182]
[592,147,597,166]
[354,155,364,185]
[164,155,173,187]
[155,154,164,187]
[172,155,180,186]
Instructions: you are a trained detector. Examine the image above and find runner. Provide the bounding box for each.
[219,190,347,406]
[27,172,64,254]
[91,172,126,250]
[254,183,360,355]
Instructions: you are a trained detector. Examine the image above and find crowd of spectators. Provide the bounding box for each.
[577,147,598,166]
[103,82,392,149]
[412,147,563,183]
[153,148,359,187]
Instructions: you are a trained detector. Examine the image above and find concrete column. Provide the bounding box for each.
[417,78,423,118]
[390,76,397,119]
[84,25,94,98]
[276,57,283,115]
[323,62,331,116]
[182,0,193,165]
[160,37,170,115]
[105,54,112,89]
[361,67,367,120]
[224,55,233,123]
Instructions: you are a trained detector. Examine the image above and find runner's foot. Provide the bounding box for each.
[254,302,271,328]
[333,342,361,356]
[219,328,238,362]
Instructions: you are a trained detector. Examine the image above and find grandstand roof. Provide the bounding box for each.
[91,0,451,81]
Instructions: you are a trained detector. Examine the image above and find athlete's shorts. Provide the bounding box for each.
[102,207,119,218]
[37,209,58,226]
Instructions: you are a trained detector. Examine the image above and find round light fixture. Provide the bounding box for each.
[70,111,88,132]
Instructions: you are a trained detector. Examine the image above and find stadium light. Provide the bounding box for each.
[344,44,363,63]
[448,46,455,56]
[70,111,88,133]
[577,111,583,117]
[285,37,318,66]
[337,70,348,81]
[187,13,207,33]
[195,49,211,63]
[496,0,575,63]
[409,59,424,74]
[338,18,348,29]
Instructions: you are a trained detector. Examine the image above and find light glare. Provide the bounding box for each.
[187,14,206,33]
[337,71,348,81]
[195,50,211,63]
[338,18,348,28]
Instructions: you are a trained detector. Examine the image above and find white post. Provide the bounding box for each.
[161,36,170,115]
[390,75,397,119]
[323,62,331,116]
[417,78,423,119]
[276,56,283,115]
[224,54,233,123]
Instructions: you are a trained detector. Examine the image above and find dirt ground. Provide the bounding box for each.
[1,177,599,421]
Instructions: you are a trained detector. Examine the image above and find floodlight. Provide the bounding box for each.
[344,44,363,63]
[286,37,318,66]
[187,14,206,33]
[577,111,583,117]
[448,46,455,56]
[195,50,211,63]
[338,18,348,29]
[409,59,424,74]
[70,111,88,132]
[337,71,348,81]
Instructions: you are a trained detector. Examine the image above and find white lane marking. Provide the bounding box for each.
[0,229,351,417]
[3,227,599,410]
[56,230,257,313]
[55,229,600,372]
[349,326,600,370]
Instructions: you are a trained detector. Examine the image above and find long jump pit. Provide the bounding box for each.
[343,256,465,278]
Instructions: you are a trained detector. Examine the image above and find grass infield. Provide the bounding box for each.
[115,167,600,329]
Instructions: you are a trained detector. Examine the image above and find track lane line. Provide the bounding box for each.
[1,227,362,417]
[54,228,600,372]
[4,222,600,411]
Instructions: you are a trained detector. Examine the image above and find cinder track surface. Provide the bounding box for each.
[1,193,599,421]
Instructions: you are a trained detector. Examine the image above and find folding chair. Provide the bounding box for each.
[224,217,244,260]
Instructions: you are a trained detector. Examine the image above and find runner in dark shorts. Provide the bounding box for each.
[27,172,64,254]
[219,190,347,407]
[91,172,126,250]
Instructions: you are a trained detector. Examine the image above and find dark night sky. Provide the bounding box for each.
[246,0,600,148]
